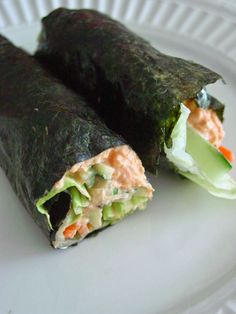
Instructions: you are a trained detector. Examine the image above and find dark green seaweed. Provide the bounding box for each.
[0,34,124,245]
[36,8,224,173]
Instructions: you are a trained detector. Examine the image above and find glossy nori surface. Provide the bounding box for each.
[36,8,224,173]
[0,34,124,243]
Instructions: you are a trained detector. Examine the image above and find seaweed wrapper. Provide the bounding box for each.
[36,8,224,173]
[0,35,124,243]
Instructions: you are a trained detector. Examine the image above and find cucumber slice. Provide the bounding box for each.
[69,186,89,215]
[132,196,149,207]
[80,167,96,188]
[113,201,135,216]
[112,187,119,195]
[102,205,114,221]
[93,163,114,180]
[102,201,132,221]
[186,125,232,182]
[134,187,149,197]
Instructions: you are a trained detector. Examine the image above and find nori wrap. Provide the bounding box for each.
[36,8,236,199]
[0,34,153,248]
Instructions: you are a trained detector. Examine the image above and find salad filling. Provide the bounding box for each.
[36,145,153,248]
[165,89,236,198]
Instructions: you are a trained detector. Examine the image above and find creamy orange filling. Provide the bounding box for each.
[53,145,153,245]
[107,146,147,190]
[59,145,153,196]
[184,99,225,147]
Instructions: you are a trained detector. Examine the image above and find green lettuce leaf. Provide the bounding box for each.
[36,176,90,229]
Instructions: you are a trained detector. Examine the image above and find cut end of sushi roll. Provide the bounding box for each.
[165,90,236,199]
[36,145,153,249]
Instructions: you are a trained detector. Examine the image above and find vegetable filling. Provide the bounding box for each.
[165,89,236,198]
[36,145,153,248]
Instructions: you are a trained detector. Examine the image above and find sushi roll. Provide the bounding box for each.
[36,8,236,199]
[0,35,153,248]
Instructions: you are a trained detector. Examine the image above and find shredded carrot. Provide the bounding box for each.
[63,222,92,239]
[87,223,93,230]
[63,223,78,239]
[219,146,235,163]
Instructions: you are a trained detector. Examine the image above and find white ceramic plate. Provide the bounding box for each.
[1,1,236,313]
